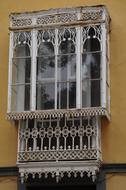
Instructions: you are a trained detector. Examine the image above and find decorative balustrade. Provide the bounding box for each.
[18,116,101,162]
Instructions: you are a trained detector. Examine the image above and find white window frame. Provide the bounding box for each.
[7,6,110,120]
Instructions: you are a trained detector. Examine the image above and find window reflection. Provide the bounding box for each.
[82,27,101,107]
[37,31,55,110]
[12,39,31,111]
[36,83,55,110]
[57,28,76,109]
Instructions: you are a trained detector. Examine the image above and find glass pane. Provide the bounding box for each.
[36,83,55,110]
[91,80,100,107]
[14,44,30,57]
[57,82,67,109]
[58,54,76,82]
[38,42,54,56]
[59,40,75,54]
[11,84,30,111]
[57,82,76,109]
[69,82,76,108]
[37,56,55,80]
[12,57,31,84]
[82,79,100,107]
[83,28,100,52]
[82,79,91,107]
[82,52,101,79]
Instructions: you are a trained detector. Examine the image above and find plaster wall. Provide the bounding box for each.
[0,0,126,165]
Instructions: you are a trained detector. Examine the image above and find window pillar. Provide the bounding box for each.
[31,29,37,111]
[7,31,13,112]
[55,28,58,110]
[101,23,107,108]
[76,26,81,109]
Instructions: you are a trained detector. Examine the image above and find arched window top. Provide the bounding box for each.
[14,44,30,57]
[38,42,54,56]
[13,32,31,57]
[83,27,101,52]
[37,30,55,56]
[83,38,100,52]
[58,28,76,54]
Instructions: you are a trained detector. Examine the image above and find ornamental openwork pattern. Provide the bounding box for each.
[7,107,108,120]
[11,17,32,27]
[81,10,102,21]
[10,6,109,29]
[82,25,102,44]
[20,165,99,183]
[13,32,31,49]
[18,116,100,162]
[36,13,77,25]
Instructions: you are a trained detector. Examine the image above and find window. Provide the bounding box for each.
[7,6,110,118]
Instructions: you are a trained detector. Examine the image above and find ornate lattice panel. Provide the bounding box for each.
[10,6,109,29]
[18,116,101,162]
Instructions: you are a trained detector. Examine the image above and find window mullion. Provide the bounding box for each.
[55,28,58,110]
[76,26,81,109]
[8,31,14,112]
[101,23,107,108]
[31,29,37,111]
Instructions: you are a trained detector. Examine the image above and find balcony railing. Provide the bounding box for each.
[17,116,101,163]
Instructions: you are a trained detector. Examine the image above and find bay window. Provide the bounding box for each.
[7,6,110,182]
[8,23,109,114]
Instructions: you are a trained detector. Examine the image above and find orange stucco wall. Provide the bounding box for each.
[0,1,126,189]
[106,174,126,190]
[0,176,17,189]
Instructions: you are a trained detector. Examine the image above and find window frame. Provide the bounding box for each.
[7,6,110,120]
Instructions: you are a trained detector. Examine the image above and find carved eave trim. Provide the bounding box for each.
[18,160,101,183]
[6,107,110,120]
[9,5,110,30]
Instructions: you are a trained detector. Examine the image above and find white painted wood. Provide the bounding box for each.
[7,32,13,112]
[31,29,37,111]
[76,26,81,109]
[101,23,107,108]
[107,33,110,115]
[55,28,58,110]
[96,116,101,160]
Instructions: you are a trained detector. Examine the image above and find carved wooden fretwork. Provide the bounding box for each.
[19,161,100,183]
[36,13,77,25]
[13,32,31,48]
[10,6,109,29]
[7,107,109,120]
[17,116,101,182]
[81,10,102,21]
[18,116,100,162]
[11,17,32,27]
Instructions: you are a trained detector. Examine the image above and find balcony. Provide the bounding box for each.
[17,115,101,182]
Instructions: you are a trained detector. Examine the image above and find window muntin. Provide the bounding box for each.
[10,25,104,112]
